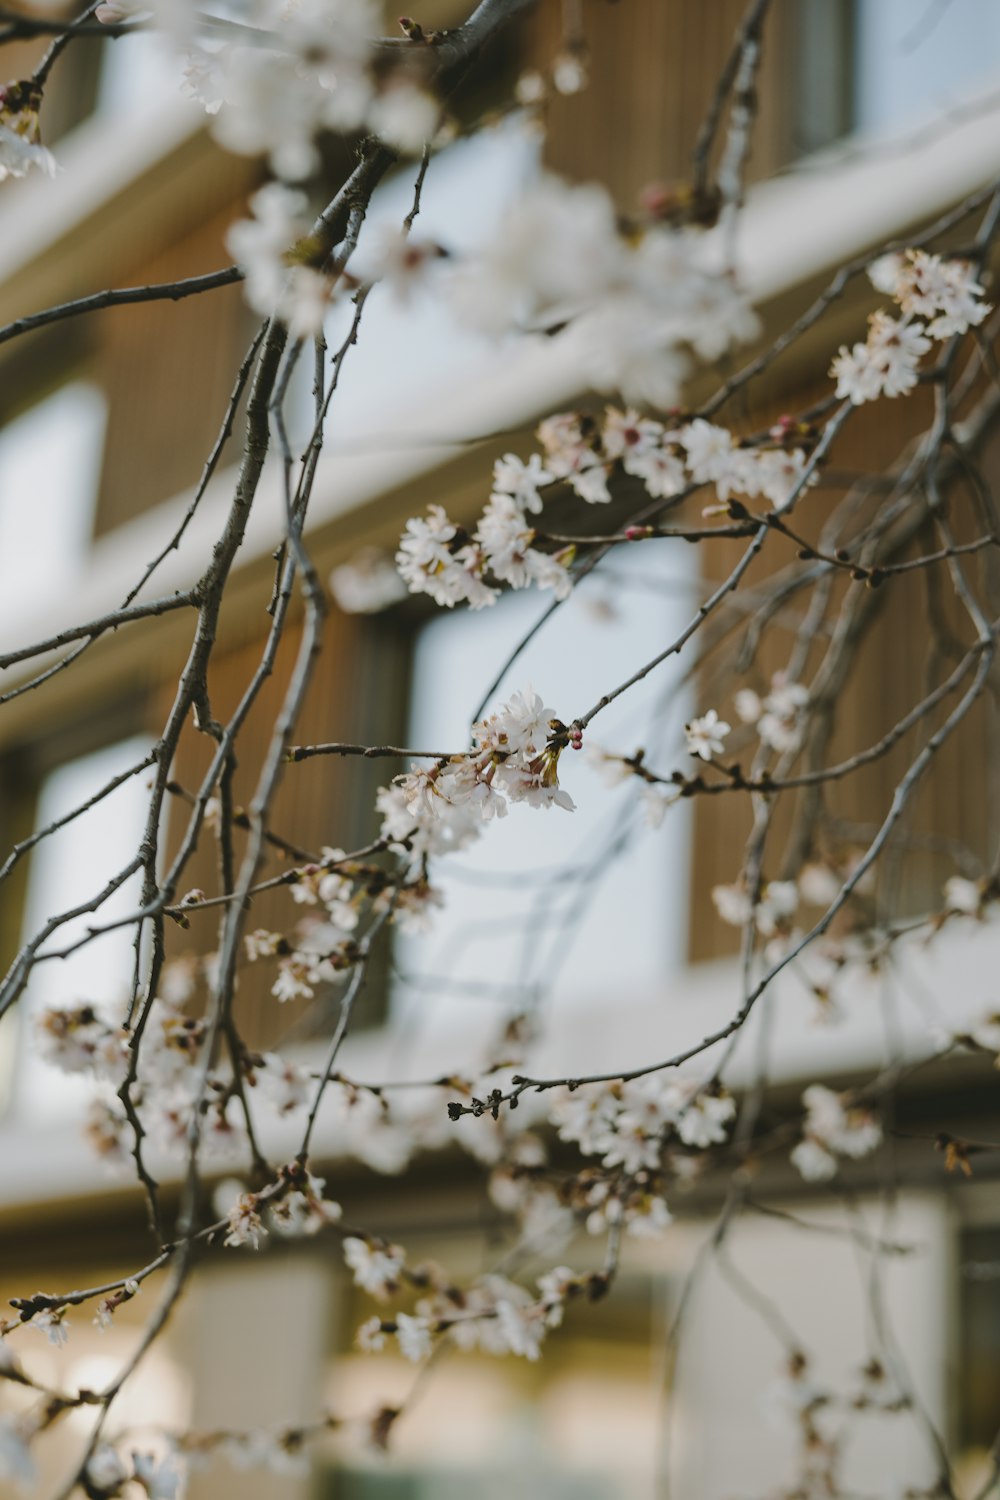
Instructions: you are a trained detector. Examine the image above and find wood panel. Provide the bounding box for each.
[688,377,1000,961]
[521,0,803,211]
[92,194,257,537]
[154,600,410,1048]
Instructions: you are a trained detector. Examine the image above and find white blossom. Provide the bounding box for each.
[627,443,687,499]
[194,0,378,176]
[871,248,990,338]
[476,493,538,588]
[792,1084,881,1180]
[756,674,809,753]
[395,1312,433,1361]
[271,958,316,1004]
[944,875,983,916]
[0,82,56,182]
[368,84,440,153]
[226,184,331,332]
[342,1088,413,1175]
[755,880,799,938]
[674,1087,736,1148]
[36,1004,130,1085]
[494,1295,546,1360]
[343,1237,405,1300]
[397,505,499,610]
[245,928,285,960]
[568,461,612,503]
[255,1053,312,1115]
[356,1315,386,1352]
[450,174,623,336]
[831,312,931,404]
[798,863,842,907]
[450,175,755,407]
[537,411,602,484]
[271,1172,342,1237]
[790,1137,838,1182]
[329,549,408,613]
[492,452,552,512]
[602,407,664,463]
[734,688,762,724]
[685,709,731,761]
[712,881,753,927]
[225,1194,266,1249]
[753,446,812,510]
[366,228,445,301]
[0,123,56,181]
[550,1082,621,1156]
[678,419,738,488]
[625,1194,673,1237]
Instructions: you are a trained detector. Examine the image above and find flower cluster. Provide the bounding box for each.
[356,1266,590,1366]
[149,0,440,176]
[242,850,441,1001]
[84,1443,186,1499]
[452,173,759,407]
[36,1003,130,1084]
[685,708,731,761]
[343,1236,407,1300]
[36,973,306,1168]
[831,250,990,405]
[224,1169,341,1248]
[398,407,815,612]
[942,872,998,921]
[734,672,810,754]
[376,688,575,864]
[0,79,56,182]
[551,1072,736,1178]
[790,1084,882,1181]
[711,878,799,941]
[226,183,337,337]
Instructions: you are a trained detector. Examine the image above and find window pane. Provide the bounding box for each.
[13,736,151,1121]
[0,382,106,616]
[316,116,541,447]
[395,543,696,1024]
[854,0,1000,135]
[95,30,184,121]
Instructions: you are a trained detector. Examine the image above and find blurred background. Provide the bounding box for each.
[1,1,1000,1495]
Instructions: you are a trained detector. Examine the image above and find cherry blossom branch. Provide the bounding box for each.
[0,268,243,352]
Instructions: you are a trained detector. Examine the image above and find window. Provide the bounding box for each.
[786,1,1000,167]
[12,734,151,1122]
[298,115,541,452]
[94,28,184,123]
[0,380,106,620]
[393,541,696,1032]
[853,0,1000,137]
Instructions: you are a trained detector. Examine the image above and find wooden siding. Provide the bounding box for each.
[92,197,256,537]
[522,0,807,210]
[155,602,410,1048]
[688,379,999,961]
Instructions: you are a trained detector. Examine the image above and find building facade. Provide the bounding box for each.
[1,3,1000,1497]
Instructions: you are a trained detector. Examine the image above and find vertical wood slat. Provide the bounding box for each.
[521,0,798,211]
[92,194,256,537]
[154,602,402,1050]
